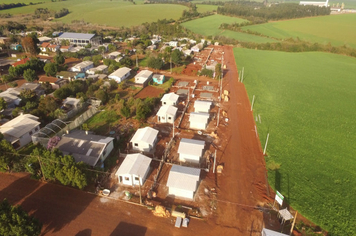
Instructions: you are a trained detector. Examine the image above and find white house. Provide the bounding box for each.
[189,112,210,130]
[48,44,60,52]
[0,114,40,149]
[115,153,151,186]
[299,0,328,7]
[157,105,178,124]
[194,100,212,113]
[0,89,22,108]
[191,43,203,52]
[169,41,178,47]
[107,51,121,59]
[55,130,114,167]
[161,92,179,106]
[178,138,205,163]
[261,228,289,236]
[86,65,108,75]
[166,165,201,200]
[70,61,94,73]
[135,70,153,87]
[130,127,159,152]
[63,97,81,109]
[108,67,131,83]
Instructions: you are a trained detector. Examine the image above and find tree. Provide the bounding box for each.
[0,199,42,236]
[21,36,38,56]
[98,46,106,55]
[0,139,18,172]
[1,74,13,84]
[215,63,222,79]
[23,69,38,82]
[147,56,164,71]
[95,89,109,104]
[0,98,6,111]
[108,44,117,52]
[171,49,184,66]
[44,63,58,76]
[53,52,65,65]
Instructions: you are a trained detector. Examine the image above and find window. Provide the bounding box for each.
[168,117,172,120]
[162,116,165,120]
[135,177,139,181]
[29,131,33,135]
[134,143,138,147]
[124,177,129,181]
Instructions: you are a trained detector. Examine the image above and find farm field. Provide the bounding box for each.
[242,14,356,48]
[196,4,218,13]
[234,48,356,235]
[182,15,278,43]
[0,0,187,27]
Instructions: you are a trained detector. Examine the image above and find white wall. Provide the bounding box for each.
[132,141,150,152]
[158,114,175,124]
[20,125,40,149]
[169,187,194,200]
[190,121,207,130]
[179,153,201,163]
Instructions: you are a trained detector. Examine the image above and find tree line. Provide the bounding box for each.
[217,3,330,21]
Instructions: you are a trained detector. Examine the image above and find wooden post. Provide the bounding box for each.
[290,211,298,236]
[37,155,46,181]
[138,176,142,205]
[216,107,220,127]
[263,133,269,155]
[213,150,217,173]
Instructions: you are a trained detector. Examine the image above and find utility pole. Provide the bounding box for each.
[251,95,256,111]
[216,107,220,127]
[263,133,270,155]
[170,54,172,74]
[37,155,46,181]
[138,176,142,205]
[172,121,175,138]
[213,150,217,173]
[135,52,138,68]
[289,211,298,236]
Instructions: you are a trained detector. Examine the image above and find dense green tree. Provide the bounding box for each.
[23,69,38,82]
[0,199,42,236]
[53,52,65,65]
[95,89,109,104]
[44,63,58,76]
[108,44,117,52]
[171,49,184,66]
[0,139,18,172]
[147,56,164,71]
[0,98,6,111]
[215,63,222,79]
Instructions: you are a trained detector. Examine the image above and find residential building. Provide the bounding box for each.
[161,92,179,106]
[166,165,201,200]
[115,153,152,186]
[10,44,22,51]
[38,36,52,43]
[108,67,131,83]
[135,70,153,87]
[0,114,40,149]
[0,37,9,45]
[55,130,114,167]
[86,65,108,75]
[56,71,77,81]
[48,44,60,52]
[39,42,50,52]
[57,32,102,46]
[191,43,203,52]
[70,61,94,73]
[152,74,165,84]
[0,89,21,108]
[130,127,159,152]
[169,41,178,47]
[156,105,178,124]
[177,138,205,163]
[261,228,289,236]
[189,112,210,130]
[60,45,73,52]
[194,100,212,113]
[63,97,81,109]
[107,51,121,59]
[39,76,67,90]
[12,58,30,67]
[14,83,45,97]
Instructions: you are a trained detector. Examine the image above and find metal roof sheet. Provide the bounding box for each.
[0,114,40,139]
[109,67,131,79]
[161,92,179,103]
[59,32,95,40]
[177,138,205,157]
[130,127,158,145]
[166,165,200,191]
[261,228,289,236]
[189,112,209,124]
[157,105,178,117]
[115,153,151,177]
[194,100,212,112]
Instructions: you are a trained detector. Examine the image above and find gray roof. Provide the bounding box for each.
[130,127,158,145]
[189,112,209,124]
[157,105,178,117]
[178,138,205,157]
[261,228,289,236]
[109,67,131,79]
[136,70,153,79]
[194,100,212,112]
[63,97,81,106]
[115,153,151,177]
[59,32,95,40]
[0,114,40,142]
[161,92,179,103]
[56,130,114,167]
[166,165,200,192]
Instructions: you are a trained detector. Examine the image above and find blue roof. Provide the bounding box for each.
[59,32,95,40]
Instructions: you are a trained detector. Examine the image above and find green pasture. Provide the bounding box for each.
[242,14,356,48]
[196,4,218,13]
[234,48,356,235]
[182,15,278,43]
[1,0,187,27]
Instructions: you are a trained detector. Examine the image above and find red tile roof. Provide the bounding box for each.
[40,42,50,48]
[48,44,58,48]
[39,76,58,84]
[12,58,30,67]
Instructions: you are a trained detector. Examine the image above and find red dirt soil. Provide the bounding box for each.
[134,85,165,99]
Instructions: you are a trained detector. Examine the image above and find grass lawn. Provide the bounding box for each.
[196,4,218,13]
[2,0,187,27]
[242,14,356,48]
[85,110,120,135]
[234,48,356,235]
[182,15,278,43]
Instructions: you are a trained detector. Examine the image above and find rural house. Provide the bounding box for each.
[115,153,152,186]
[261,228,289,236]
[152,74,165,84]
[177,138,205,163]
[169,41,178,47]
[189,112,210,130]
[156,105,178,124]
[57,32,102,46]
[161,92,179,106]
[39,76,67,89]
[60,45,73,52]
[108,67,131,83]
[63,97,81,109]
[166,165,201,200]
[14,83,45,97]
[194,100,212,113]
[48,44,60,52]
[0,114,40,149]
[55,130,114,167]
[39,42,50,52]
[130,127,159,153]
[12,58,30,67]
[0,89,21,108]
[70,61,94,73]
[135,70,153,87]
[57,71,77,81]
[86,65,108,75]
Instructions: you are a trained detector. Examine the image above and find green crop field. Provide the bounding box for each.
[234,48,356,235]
[196,4,218,13]
[242,14,356,48]
[1,0,187,27]
[182,15,278,43]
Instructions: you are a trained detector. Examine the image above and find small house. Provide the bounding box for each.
[108,67,131,83]
[130,127,159,152]
[115,153,151,186]
[56,71,77,81]
[86,65,108,75]
[261,228,289,236]
[60,45,73,52]
[12,58,30,67]
[161,92,179,106]
[107,51,121,59]
[70,61,94,73]
[10,44,22,51]
[39,76,67,89]
[135,70,153,87]
[194,100,212,113]
[152,74,165,84]
[48,44,60,52]
[55,130,114,167]
[189,112,209,130]
[14,83,45,97]
[169,41,178,47]
[63,97,81,109]
[0,114,40,149]
[157,105,178,124]
[0,89,21,108]
[178,138,205,163]
[166,165,201,200]
[40,42,50,52]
